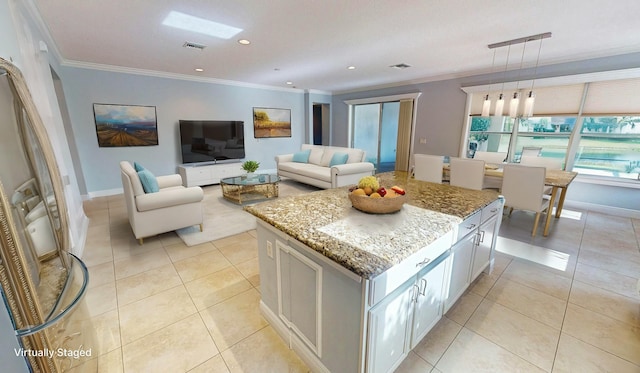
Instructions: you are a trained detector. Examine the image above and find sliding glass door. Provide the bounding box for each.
[353,102,400,172]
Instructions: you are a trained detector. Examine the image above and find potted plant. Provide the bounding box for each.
[241,160,260,174]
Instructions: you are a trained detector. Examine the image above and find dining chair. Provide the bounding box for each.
[520,156,563,195]
[473,151,507,165]
[473,151,507,190]
[414,154,444,183]
[449,157,485,190]
[521,146,542,159]
[501,164,550,237]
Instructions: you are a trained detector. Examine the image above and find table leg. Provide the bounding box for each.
[543,186,559,237]
[555,186,568,218]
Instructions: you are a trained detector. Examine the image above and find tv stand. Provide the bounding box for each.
[178,161,244,187]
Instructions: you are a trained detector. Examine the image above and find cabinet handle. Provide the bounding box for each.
[420,278,427,296]
[416,258,431,267]
[412,284,420,302]
[465,223,477,230]
[479,230,486,243]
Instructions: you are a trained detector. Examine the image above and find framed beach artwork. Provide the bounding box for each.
[93,103,158,147]
[253,107,291,138]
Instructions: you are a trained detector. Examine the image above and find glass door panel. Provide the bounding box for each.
[353,104,381,167]
[379,102,399,172]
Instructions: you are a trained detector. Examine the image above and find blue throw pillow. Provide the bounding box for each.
[137,169,159,193]
[292,149,311,163]
[329,152,349,167]
[133,162,145,172]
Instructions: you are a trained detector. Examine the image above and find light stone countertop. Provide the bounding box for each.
[245,171,500,279]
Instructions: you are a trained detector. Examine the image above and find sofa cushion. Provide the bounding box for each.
[292,149,311,163]
[329,152,349,167]
[277,162,332,182]
[138,169,159,193]
[302,144,324,165]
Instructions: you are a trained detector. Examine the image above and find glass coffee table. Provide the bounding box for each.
[220,173,281,204]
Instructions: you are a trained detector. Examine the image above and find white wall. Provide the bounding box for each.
[59,66,308,194]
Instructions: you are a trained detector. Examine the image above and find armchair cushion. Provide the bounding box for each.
[136,187,204,212]
[138,169,159,193]
[134,162,145,172]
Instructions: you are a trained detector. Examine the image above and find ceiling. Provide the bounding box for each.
[33,0,640,93]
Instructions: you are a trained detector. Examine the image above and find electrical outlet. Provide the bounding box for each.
[266,241,273,258]
[420,137,427,144]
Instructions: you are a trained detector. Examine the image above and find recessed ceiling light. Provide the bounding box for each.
[195,68,204,72]
[163,11,242,39]
[286,81,293,85]
[238,39,251,45]
[347,66,356,70]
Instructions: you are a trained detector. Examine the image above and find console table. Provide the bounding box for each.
[178,161,243,187]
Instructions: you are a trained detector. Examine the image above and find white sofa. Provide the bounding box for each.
[276,144,375,189]
[120,161,204,244]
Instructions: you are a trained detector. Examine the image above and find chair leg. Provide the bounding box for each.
[138,238,144,245]
[199,223,203,232]
[531,212,541,237]
[508,207,514,217]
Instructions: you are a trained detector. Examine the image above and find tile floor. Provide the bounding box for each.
[68,190,640,373]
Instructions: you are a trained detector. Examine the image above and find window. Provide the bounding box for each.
[468,117,513,157]
[514,116,576,163]
[573,116,640,180]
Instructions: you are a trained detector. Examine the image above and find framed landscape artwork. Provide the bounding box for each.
[253,107,291,138]
[93,103,158,147]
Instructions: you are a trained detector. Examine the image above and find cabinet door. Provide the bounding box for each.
[276,241,323,356]
[410,259,446,348]
[471,214,498,281]
[366,280,415,373]
[444,232,475,312]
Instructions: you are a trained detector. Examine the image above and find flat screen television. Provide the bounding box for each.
[179,120,245,164]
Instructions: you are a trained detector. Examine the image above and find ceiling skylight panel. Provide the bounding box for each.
[162,11,242,39]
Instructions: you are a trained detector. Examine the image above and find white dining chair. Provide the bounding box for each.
[521,146,542,157]
[473,151,507,190]
[501,164,550,237]
[520,156,563,195]
[449,157,485,190]
[473,151,507,165]
[414,154,444,183]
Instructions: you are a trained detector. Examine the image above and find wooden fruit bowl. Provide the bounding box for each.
[348,192,407,214]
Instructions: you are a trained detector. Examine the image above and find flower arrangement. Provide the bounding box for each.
[241,160,260,173]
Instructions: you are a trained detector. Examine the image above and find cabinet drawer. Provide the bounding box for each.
[369,230,453,306]
[481,199,502,223]
[456,212,480,242]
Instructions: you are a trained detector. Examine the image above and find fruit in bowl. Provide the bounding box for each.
[348,177,407,213]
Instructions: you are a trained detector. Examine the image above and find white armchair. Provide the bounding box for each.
[120,161,204,244]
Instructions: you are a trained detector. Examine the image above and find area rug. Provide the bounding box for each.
[176,179,319,246]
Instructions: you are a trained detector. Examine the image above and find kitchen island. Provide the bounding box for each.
[245,171,503,373]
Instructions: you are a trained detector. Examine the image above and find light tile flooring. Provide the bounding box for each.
[68,192,640,373]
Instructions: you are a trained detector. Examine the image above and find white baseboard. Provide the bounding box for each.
[71,213,90,259]
[563,199,640,219]
[85,187,123,200]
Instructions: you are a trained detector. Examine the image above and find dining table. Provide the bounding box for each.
[443,164,578,236]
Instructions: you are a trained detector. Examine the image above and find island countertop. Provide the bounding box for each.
[244,171,500,279]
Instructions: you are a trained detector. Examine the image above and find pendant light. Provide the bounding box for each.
[481,49,497,116]
[494,44,511,117]
[524,36,544,117]
[509,40,527,118]
[487,32,551,118]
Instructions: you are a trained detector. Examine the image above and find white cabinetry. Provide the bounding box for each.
[275,240,323,356]
[178,162,243,187]
[366,257,448,373]
[443,231,475,312]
